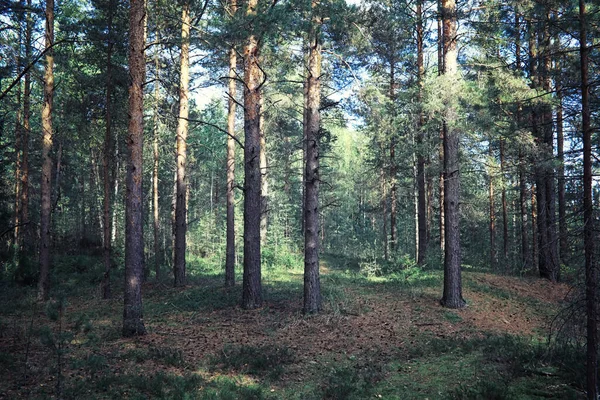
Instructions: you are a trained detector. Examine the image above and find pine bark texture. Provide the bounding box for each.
[416,0,427,265]
[38,0,54,302]
[580,2,597,397]
[242,0,262,309]
[123,0,147,337]
[225,2,237,287]
[102,3,114,299]
[304,1,322,314]
[152,34,161,281]
[440,0,465,309]
[174,1,191,287]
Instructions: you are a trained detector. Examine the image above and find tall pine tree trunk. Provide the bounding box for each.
[152,29,161,281]
[416,0,427,265]
[440,0,465,309]
[19,0,31,249]
[304,0,322,314]
[580,2,597,397]
[500,140,508,260]
[437,0,445,256]
[242,0,262,309]
[260,96,268,244]
[102,2,114,299]
[225,0,237,287]
[38,0,54,302]
[123,0,147,337]
[489,143,496,270]
[174,0,190,287]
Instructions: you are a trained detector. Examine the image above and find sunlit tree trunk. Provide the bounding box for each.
[242,0,262,309]
[13,2,23,247]
[416,0,427,265]
[123,0,147,337]
[38,0,55,302]
[580,2,597,397]
[500,140,508,261]
[488,143,496,270]
[19,0,32,249]
[225,0,237,287]
[556,60,567,263]
[437,0,444,256]
[174,0,190,287]
[102,2,114,299]
[440,0,464,309]
[152,27,161,281]
[304,0,322,314]
[260,95,269,245]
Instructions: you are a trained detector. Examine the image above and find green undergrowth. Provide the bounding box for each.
[0,252,585,399]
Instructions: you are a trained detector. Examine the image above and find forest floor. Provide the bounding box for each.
[0,253,585,399]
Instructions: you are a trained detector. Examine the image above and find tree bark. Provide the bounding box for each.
[389,63,397,253]
[416,0,427,265]
[440,0,465,309]
[242,0,262,309]
[580,2,597,397]
[556,63,567,263]
[437,0,445,256]
[152,29,161,282]
[489,143,496,270]
[123,0,147,337]
[225,0,237,287]
[102,2,114,299]
[304,0,322,314]
[174,0,190,287]
[260,95,268,245]
[38,0,54,302]
[500,140,508,260]
[19,0,31,250]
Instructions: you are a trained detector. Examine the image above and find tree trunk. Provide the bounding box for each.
[19,0,32,249]
[389,62,397,253]
[242,0,262,310]
[500,140,508,260]
[152,30,161,282]
[381,169,388,261]
[489,143,496,270]
[440,0,465,309]
[260,95,268,245]
[580,2,597,397]
[123,0,147,337]
[556,65,567,262]
[174,0,190,287]
[416,0,427,265]
[13,4,23,248]
[102,2,114,299]
[38,0,54,302]
[304,0,322,314]
[225,1,237,287]
[437,0,445,256]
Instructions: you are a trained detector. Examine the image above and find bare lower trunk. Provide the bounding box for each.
[174,1,190,287]
[38,0,54,302]
[242,0,262,309]
[102,3,114,299]
[500,140,508,260]
[225,7,237,287]
[152,36,161,281]
[303,2,322,314]
[440,0,465,309]
[260,95,268,245]
[123,0,147,337]
[416,0,427,265]
[580,2,597,397]
[489,145,496,270]
[20,0,31,248]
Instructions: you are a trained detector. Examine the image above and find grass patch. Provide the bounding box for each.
[211,344,295,380]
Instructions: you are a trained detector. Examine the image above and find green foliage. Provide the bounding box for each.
[212,344,295,380]
[323,362,383,399]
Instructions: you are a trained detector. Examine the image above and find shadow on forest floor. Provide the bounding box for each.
[0,252,584,399]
